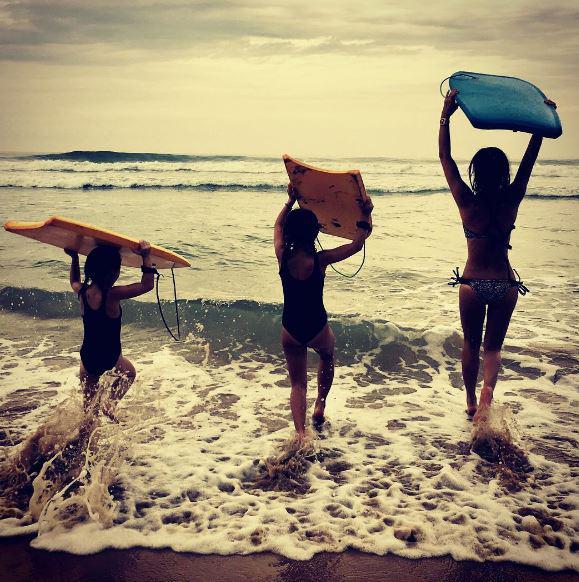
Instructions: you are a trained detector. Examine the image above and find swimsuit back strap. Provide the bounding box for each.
[280,246,319,275]
[79,286,91,310]
[79,286,110,311]
[100,288,109,312]
[313,250,321,272]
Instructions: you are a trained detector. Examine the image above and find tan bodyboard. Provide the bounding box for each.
[4,216,190,269]
[283,154,372,240]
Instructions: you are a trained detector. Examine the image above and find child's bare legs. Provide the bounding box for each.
[310,326,335,426]
[282,324,336,437]
[103,356,136,419]
[80,363,101,413]
[80,356,135,420]
[282,327,308,437]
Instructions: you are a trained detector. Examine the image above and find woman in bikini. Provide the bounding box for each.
[274,185,372,438]
[439,88,557,417]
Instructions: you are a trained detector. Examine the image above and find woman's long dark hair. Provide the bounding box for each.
[469,147,514,268]
[468,147,510,209]
[283,208,319,256]
[78,245,121,296]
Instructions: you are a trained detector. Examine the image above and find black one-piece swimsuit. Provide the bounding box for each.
[80,288,122,377]
[280,251,328,345]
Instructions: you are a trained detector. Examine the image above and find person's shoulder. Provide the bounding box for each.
[503,184,523,207]
[455,185,475,209]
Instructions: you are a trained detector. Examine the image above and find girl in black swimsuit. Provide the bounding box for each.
[65,241,155,417]
[274,185,372,438]
[439,88,557,418]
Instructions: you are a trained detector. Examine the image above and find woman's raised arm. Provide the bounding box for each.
[439,89,472,208]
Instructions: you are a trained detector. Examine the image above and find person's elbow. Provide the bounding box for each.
[143,279,155,293]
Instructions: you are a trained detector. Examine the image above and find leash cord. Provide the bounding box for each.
[154,266,182,341]
[316,237,366,278]
[439,72,478,97]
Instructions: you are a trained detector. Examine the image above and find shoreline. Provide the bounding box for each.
[2,536,577,582]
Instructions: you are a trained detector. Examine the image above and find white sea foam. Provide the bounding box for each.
[0,331,577,571]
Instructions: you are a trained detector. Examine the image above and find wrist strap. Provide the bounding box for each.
[141,266,158,274]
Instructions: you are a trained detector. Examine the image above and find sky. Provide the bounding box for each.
[0,0,577,159]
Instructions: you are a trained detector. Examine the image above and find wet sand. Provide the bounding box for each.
[1,536,577,582]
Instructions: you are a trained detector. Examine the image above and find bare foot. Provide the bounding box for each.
[294,430,307,444]
[473,387,494,423]
[473,406,488,424]
[479,385,494,408]
[312,397,326,428]
[465,392,478,417]
[473,398,491,424]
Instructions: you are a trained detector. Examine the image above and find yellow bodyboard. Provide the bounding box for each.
[4,216,190,269]
[283,154,372,240]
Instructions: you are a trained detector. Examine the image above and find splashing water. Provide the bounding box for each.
[253,431,317,494]
[471,402,533,479]
[0,396,87,518]
[36,421,124,533]
[0,373,145,534]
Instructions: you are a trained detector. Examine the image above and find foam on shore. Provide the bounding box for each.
[0,326,577,571]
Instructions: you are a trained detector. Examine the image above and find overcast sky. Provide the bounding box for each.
[0,0,577,159]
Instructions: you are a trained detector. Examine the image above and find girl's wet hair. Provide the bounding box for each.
[469,147,510,206]
[283,208,320,252]
[79,245,121,294]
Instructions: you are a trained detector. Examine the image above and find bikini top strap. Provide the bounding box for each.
[464,223,515,249]
[463,225,485,239]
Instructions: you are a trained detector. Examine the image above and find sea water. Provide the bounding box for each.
[0,152,577,570]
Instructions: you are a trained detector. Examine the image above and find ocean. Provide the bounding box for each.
[0,152,577,571]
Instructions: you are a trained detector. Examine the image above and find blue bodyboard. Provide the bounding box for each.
[448,71,562,139]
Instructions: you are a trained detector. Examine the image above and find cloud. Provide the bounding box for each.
[0,0,577,72]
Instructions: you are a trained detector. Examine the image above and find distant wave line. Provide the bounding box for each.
[0,182,576,198]
[1,151,577,166]
[18,151,277,164]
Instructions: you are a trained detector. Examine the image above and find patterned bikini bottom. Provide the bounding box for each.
[448,267,530,304]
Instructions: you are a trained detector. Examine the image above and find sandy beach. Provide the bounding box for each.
[2,536,579,582]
